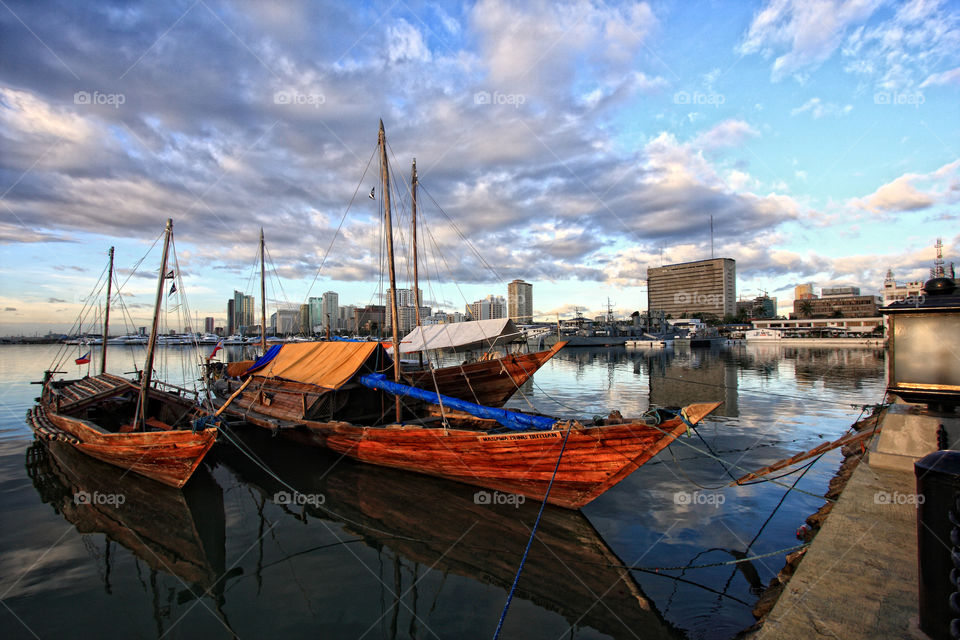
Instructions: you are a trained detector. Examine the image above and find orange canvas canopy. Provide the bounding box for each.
[252,341,389,389]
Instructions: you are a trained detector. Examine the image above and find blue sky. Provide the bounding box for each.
[1,0,958,334]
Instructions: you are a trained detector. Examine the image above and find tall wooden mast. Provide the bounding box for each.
[137,218,173,431]
[411,158,424,368]
[379,120,402,422]
[100,246,114,374]
[260,227,267,351]
[411,158,422,326]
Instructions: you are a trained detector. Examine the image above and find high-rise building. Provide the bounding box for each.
[272,308,300,335]
[356,305,386,335]
[794,283,815,300]
[321,291,339,332]
[821,286,860,298]
[339,305,356,333]
[736,294,777,319]
[299,304,311,335]
[508,279,533,323]
[204,317,215,333]
[646,258,736,319]
[308,296,322,333]
[232,290,255,334]
[467,295,507,321]
[384,288,429,335]
[227,299,235,335]
[386,288,423,308]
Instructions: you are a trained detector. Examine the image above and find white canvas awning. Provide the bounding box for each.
[390,318,522,354]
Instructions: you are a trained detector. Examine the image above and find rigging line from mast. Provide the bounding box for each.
[419,184,506,283]
[50,257,113,372]
[301,145,379,302]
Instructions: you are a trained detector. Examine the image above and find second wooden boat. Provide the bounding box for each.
[29,219,217,489]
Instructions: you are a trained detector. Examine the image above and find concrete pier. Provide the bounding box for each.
[750,459,920,639]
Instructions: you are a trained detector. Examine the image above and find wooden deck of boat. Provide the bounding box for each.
[49,372,135,412]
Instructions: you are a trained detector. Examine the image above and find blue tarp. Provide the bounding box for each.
[358,373,557,431]
[244,344,283,375]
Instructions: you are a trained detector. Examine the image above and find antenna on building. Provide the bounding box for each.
[710,214,714,259]
[933,237,945,278]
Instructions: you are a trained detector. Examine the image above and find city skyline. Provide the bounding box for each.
[1,1,958,334]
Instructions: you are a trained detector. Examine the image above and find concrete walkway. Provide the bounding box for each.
[751,460,920,639]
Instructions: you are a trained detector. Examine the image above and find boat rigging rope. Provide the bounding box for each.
[302,146,377,303]
[492,420,573,640]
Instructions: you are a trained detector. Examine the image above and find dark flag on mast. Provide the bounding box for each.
[368,188,375,199]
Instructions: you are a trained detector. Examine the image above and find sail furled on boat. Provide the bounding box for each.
[252,341,390,390]
[390,318,523,354]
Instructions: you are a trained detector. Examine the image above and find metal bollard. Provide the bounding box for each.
[916,450,960,640]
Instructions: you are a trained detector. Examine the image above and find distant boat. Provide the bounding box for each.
[107,334,149,345]
[28,221,217,489]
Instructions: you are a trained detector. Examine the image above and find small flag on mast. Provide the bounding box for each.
[75,351,91,365]
[165,270,175,279]
[207,339,223,360]
[169,282,177,295]
[368,188,375,199]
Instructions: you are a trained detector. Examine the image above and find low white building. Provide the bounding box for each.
[752,317,884,333]
[882,270,924,306]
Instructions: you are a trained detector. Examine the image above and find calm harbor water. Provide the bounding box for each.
[0,343,887,639]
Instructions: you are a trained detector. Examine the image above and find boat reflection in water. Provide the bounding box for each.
[24,439,234,634]
[218,428,683,640]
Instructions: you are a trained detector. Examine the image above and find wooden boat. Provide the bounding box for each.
[393,319,568,407]
[210,123,722,509]
[216,428,684,639]
[221,237,564,409]
[29,219,217,489]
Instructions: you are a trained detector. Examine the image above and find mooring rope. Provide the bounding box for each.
[492,420,574,640]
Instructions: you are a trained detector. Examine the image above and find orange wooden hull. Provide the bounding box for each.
[406,341,567,407]
[33,407,216,488]
[223,398,722,508]
[320,418,690,509]
[30,373,217,489]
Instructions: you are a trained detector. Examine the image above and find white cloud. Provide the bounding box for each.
[470,0,658,97]
[387,19,432,63]
[842,0,960,90]
[921,66,960,87]
[739,0,883,80]
[790,97,853,118]
[852,160,960,213]
[692,119,760,150]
